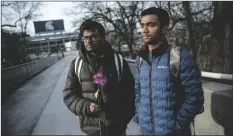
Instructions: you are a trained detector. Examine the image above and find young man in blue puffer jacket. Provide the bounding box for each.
[134,7,204,136]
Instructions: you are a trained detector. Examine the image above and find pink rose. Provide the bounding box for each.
[93,72,107,86]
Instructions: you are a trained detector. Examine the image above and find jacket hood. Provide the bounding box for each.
[78,40,115,64]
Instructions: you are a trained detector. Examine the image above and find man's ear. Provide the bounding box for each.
[101,36,105,43]
[162,26,167,34]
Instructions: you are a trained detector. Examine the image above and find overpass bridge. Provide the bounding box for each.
[2,52,232,135]
[26,31,80,54]
[28,32,80,43]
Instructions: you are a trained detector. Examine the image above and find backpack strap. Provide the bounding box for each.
[170,45,181,78]
[74,54,83,83]
[114,53,123,82]
[192,121,196,136]
[75,53,123,83]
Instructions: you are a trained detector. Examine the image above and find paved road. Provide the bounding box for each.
[2,54,232,135]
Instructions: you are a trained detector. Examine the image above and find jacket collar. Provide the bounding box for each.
[137,39,169,62]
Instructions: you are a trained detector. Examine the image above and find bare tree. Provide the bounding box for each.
[67,1,232,73]
[2,1,43,62]
[66,2,146,57]
[2,2,42,29]
[183,1,196,60]
[211,2,233,74]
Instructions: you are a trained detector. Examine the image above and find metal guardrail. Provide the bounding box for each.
[1,56,61,93]
[125,58,233,81]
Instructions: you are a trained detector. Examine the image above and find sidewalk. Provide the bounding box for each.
[1,55,76,135]
[31,54,141,135]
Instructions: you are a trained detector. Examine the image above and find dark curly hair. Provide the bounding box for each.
[79,19,105,37]
[76,19,105,49]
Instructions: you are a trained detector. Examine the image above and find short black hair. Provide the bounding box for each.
[79,19,105,37]
[141,7,169,27]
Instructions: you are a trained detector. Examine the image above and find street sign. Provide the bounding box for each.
[33,19,65,33]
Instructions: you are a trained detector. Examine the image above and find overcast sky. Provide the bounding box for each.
[28,2,76,35]
[2,2,144,36]
[2,2,81,35]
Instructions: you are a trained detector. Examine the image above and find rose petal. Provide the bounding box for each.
[97,73,101,77]
[93,73,107,86]
[93,80,98,84]
[99,73,104,78]
[100,82,105,86]
[94,78,101,84]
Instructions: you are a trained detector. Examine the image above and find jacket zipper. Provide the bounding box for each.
[149,65,155,135]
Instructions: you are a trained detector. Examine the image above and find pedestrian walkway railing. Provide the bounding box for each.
[125,58,232,81]
[1,56,62,94]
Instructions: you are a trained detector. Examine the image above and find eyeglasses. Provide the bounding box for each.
[82,35,100,42]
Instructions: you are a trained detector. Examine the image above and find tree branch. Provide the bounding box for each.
[1,24,17,27]
[167,17,186,31]
[155,1,160,8]
[1,15,26,28]
[1,2,12,7]
[192,6,213,16]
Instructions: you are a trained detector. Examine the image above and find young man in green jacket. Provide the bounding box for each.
[63,19,135,136]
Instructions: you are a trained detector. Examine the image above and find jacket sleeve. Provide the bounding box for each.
[63,59,94,116]
[175,49,204,132]
[120,58,135,124]
[134,56,140,119]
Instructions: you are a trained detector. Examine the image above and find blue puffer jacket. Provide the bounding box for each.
[135,44,204,135]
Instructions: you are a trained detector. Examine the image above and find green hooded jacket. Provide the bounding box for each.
[63,41,135,136]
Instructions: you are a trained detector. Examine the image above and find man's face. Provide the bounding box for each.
[140,14,162,44]
[82,29,102,52]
